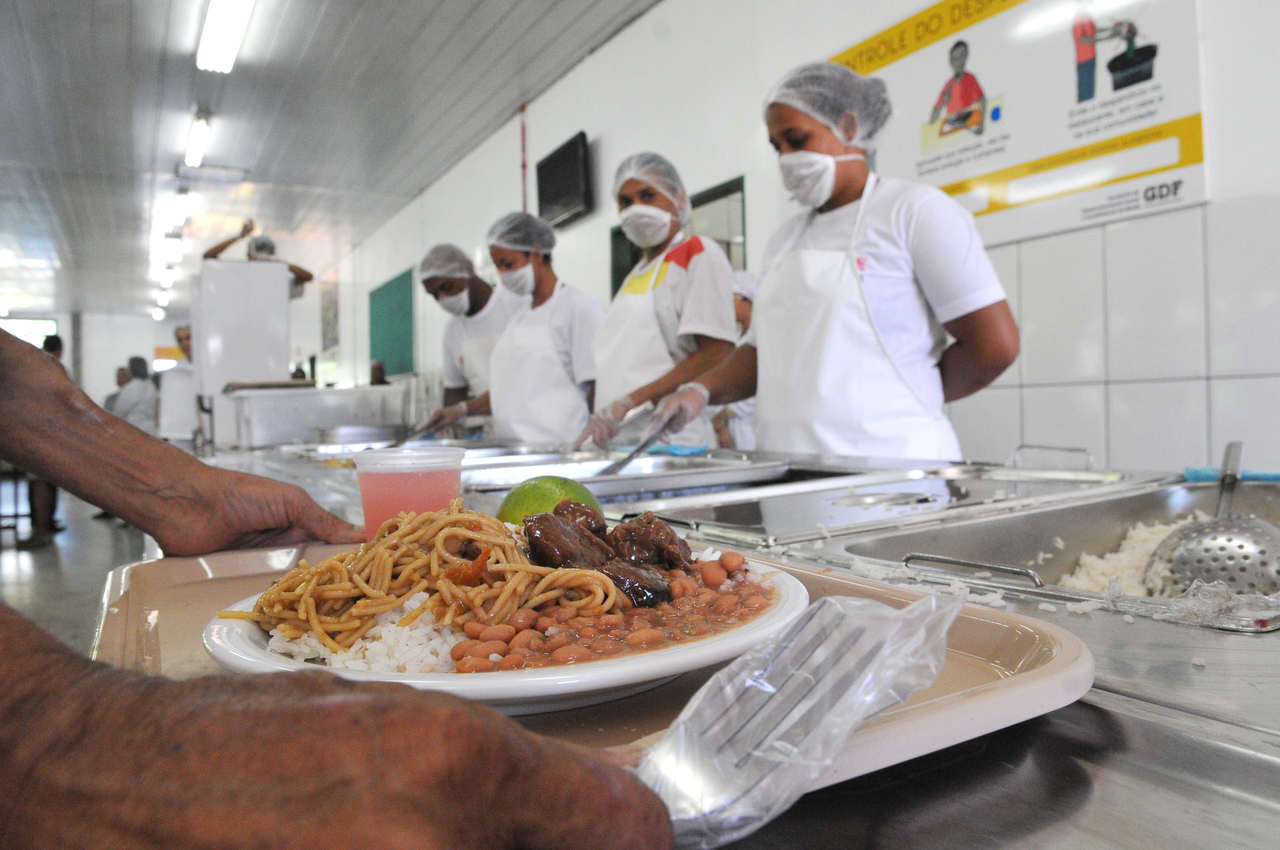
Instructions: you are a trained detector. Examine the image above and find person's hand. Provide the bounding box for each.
[148,465,363,556]
[574,395,636,450]
[240,218,255,237]
[645,383,709,441]
[711,408,735,449]
[422,402,467,434]
[3,641,673,849]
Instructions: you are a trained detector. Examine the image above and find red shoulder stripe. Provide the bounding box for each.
[663,236,705,270]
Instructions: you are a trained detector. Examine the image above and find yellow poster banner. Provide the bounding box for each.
[831,0,1032,74]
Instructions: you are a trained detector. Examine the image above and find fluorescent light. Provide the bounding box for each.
[0,305,8,318]
[153,358,178,373]
[195,0,255,74]
[155,290,172,307]
[158,268,178,289]
[151,306,167,321]
[185,115,212,168]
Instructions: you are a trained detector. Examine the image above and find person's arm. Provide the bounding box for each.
[0,331,362,555]
[645,344,758,440]
[0,604,672,848]
[287,262,314,286]
[442,386,469,407]
[940,301,1019,401]
[203,218,254,260]
[626,335,735,409]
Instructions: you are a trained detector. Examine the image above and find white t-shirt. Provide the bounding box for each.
[113,377,157,436]
[746,176,1006,412]
[441,285,522,396]
[630,234,739,359]
[157,361,198,440]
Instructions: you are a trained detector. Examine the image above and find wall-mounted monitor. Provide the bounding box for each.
[536,131,592,227]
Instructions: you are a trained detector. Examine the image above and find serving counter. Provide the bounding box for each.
[112,442,1280,845]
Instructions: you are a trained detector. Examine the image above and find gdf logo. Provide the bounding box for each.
[1143,180,1183,203]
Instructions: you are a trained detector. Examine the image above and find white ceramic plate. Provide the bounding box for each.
[203,564,809,715]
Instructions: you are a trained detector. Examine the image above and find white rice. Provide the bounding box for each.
[1059,512,1209,597]
[266,592,466,674]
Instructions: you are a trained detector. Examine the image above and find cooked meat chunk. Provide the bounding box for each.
[553,499,608,541]
[606,512,692,570]
[524,512,615,568]
[594,559,671,608]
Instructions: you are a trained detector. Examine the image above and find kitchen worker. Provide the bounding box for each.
[203,218,314,295]
[573,153,737,450]
[157,324,198,451]
[650,62,1019,460]
[0,328,669,849]
[422,213,604,445]
[711,271,760,451]
[417,243,521,416]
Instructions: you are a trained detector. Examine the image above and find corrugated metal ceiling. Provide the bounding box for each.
[0,0,659,317]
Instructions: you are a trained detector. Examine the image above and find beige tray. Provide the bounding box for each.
[92,545,1093,788]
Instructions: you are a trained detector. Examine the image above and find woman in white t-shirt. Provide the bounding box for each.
[113,356,158,436]
[651,62,1019,460]
[574,153,738,449]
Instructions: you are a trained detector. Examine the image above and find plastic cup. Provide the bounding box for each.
[352,447,465,540]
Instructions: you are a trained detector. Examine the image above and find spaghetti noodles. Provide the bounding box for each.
[218,499,620,653]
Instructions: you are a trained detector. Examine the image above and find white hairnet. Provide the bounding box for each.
[764,62,892,150]
[612,152,691,225]
[487,212,556,254]
[417,243,474,282]
[731,270,759,301]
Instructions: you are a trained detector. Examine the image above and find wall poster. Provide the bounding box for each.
[831,0,1203,244]
[321,279,339,352]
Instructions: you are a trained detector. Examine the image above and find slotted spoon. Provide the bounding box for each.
[1147,442,1280,595]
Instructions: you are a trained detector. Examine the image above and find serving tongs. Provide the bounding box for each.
[595,428,664,477]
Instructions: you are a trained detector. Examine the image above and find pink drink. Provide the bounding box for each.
[352,447,466,540]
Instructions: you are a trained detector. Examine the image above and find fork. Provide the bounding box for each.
[635,593,960,849]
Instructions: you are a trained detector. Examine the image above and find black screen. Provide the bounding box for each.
[536,131,592,227]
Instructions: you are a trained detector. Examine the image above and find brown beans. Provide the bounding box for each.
[498,653,526,671]
[720,551,745,571]
[509,630,545,652]
[591,636,625,655]
[553,606,577,622]
[577,626,600,639]
[478,624,516,643]
[544,633,570,652]
[701,562,728,588]
[711,594,740,614]
[535,616,556,633]
[450,639,482,661]
[625,628,666,647]
[597,613,624,629]
[550,644,594,664]
[463,621,486,638]
[743,595,770,609]
[455,656,496,673]
[508,609,538,630]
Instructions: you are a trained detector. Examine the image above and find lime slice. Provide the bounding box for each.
[496,475,602,524]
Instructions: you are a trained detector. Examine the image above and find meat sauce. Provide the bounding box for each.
[449,550,773,673]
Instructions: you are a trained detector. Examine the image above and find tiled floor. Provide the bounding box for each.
[0,480,160,655]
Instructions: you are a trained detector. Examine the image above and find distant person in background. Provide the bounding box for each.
[291,366,308,381]
[370,360,389,385]
[157,325,198,452]
[203,218,314,296]
[18,334,66,549]
[113,356,158,437]
[103,366,130,414]
[415,244,520,414]
[711,271,759,451]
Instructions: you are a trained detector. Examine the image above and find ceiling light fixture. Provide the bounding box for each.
[151,306,167,322]
[156,290,172,308]
[185,112,212,168]
[195,0,256,74]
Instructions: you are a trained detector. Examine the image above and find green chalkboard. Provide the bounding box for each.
[369,269,414,376]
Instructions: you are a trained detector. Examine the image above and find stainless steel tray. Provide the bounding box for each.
[461,454,792,499]
[824,481,1280,632]
[639,466,1163,547]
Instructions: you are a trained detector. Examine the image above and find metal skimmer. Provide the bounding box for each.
[1148,442,1280,595]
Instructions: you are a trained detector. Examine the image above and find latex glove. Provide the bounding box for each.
[573,395,636,449]
[422,401,467,434]
[645,383,709,441]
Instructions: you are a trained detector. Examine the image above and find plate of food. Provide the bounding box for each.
[204,499,809,714]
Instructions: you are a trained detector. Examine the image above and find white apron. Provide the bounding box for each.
[459,334,495,397]
[488,292,589,446]
[753,174,962,460]
[594,248,715,448]
[157,361,198,441]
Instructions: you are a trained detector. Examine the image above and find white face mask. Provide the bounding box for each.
[778,150,866,208]
[498,262,535,297]
[619,204,674,249]
[436,287,470,316]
